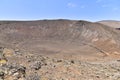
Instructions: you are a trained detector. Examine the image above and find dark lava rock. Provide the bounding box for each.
[1,63,26,79]
[30,61,42,70]
[0,71,4,79]
[25,72,40,80]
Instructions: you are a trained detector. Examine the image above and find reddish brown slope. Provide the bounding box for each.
[0,20,120,58]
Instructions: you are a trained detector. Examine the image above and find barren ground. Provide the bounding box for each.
[0,20,120,80]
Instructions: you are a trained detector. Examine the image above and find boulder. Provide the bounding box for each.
[3,48,15,57]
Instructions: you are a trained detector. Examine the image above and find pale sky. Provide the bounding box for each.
[0,0,120,21]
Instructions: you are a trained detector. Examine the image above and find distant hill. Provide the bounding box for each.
[98,20,120,28]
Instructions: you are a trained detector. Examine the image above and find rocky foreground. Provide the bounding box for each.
[0,47,120,80]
